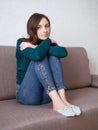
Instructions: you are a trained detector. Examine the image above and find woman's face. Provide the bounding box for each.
[37,17,50,40]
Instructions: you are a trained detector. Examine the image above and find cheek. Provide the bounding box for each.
[48,28,51,34]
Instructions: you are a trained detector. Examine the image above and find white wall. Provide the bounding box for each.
[0,0,98,74]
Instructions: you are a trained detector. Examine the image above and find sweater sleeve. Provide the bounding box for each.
[48,44,68,58]
[16,38,51,61]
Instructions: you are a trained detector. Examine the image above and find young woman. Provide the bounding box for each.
[16,13,81,117]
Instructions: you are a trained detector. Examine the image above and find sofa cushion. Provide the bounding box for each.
[91,75,98,87]
[0,46,91,100]
[61,47,91,89]
[0,87,98,130]
[0,46,17,100]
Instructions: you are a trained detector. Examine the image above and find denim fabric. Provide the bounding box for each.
[16,56,65,105]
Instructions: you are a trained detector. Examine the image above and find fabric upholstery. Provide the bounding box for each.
[0,46,91,100]
[0,87,98,130]
[0,46,98,130]
[91,74,98,87]
[61,47,91,89]
[0,46,17,100]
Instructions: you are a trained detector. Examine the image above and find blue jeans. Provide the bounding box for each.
[16,56,65,105]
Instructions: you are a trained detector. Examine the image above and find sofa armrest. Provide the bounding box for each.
[91,75,98,87]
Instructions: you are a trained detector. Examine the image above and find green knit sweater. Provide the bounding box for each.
[16,38,68,84]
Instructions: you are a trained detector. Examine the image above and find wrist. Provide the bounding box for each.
[30,44,37,48]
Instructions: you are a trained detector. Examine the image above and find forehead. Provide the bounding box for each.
[38,17,49,25]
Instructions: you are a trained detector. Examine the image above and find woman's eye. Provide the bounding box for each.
[45,24,50,28]
[37,24,50,30]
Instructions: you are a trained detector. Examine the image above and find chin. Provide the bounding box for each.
[40,37,49,40]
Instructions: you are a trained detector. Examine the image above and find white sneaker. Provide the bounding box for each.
[56,106,75,117]
[70,105,81,116]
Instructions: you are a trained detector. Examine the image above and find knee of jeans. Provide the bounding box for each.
[49,56,59,61]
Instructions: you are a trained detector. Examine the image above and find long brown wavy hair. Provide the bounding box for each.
[21,13,50,45]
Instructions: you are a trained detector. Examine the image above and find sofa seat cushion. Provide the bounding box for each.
[0,87,98,130]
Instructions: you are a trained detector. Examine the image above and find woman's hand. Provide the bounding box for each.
[20,42,37,50]
[51,39,57,44]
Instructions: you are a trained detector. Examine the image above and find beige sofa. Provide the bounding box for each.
[0,46,98,130]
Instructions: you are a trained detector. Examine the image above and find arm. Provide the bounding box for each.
[16,38,51,61]
[48,44,68,58]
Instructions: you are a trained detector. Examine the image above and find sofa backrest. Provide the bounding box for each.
[0,46,17,100]
[61,47,91,89]
[0,46,91,100]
